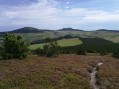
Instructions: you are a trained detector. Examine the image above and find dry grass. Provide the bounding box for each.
[97,56,119,89]
[0,54,119,89]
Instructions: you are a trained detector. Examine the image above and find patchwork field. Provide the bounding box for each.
[29,38,82,50]
[0,54,119,89]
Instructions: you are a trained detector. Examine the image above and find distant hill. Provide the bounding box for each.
[1,27,119,33]
[58,28,83,31]
[10,27,54,33]
[96,29,119,32]
[0,27,119,43]
[10,27,40,33]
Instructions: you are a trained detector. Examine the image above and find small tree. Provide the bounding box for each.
[1,33,29,59]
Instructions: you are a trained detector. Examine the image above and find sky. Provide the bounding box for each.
[0,0,119,31]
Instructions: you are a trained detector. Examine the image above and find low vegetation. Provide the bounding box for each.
[76,47,86,55]
[97,56,119,89]
[0,54,118,89]
[0,54,103,89]
[112,49,119,58]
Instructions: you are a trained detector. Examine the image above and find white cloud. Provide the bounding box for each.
[83,11,119,22]
[1,0,119,30]
[66,1,70,5]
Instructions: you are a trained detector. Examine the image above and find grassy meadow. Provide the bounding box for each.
[29,38,82,50]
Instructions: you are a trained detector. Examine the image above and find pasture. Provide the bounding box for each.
[29,38,82,50]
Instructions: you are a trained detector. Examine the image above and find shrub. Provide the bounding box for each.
[0,46,2,58]
[43,41,60,57]
[34,47,44,56]
[1,33,29,59]
[76,47,86,55]
[100,50,107,56]
[112,50,119,58]
[35,38,60,57]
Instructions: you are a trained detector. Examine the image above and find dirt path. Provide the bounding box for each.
[90,62,103,89]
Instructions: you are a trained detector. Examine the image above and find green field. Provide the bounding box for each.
[29,38,82,50]
[1,28,119,44]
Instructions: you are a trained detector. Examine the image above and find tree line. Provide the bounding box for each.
[0,33,119,60]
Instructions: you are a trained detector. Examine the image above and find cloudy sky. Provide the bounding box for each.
[0,0,119,31]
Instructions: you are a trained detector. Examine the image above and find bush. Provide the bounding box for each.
[112,50,119,58]
[34,48,44,56]
[43,41,60,57]
[76,47,86,55]
[0,46,2,58]
[35,38,60,57]
[100,50,107,56]
[1,33,29,59]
